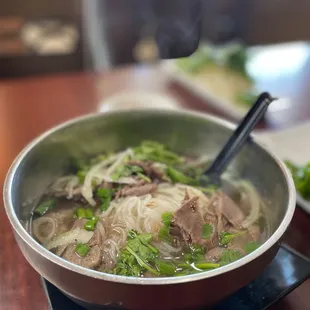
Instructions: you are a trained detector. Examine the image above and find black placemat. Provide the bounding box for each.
[42,245,310,310]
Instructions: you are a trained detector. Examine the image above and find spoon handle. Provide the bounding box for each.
[206,92,276,177]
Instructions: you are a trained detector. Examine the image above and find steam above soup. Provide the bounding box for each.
[31,141,267,277]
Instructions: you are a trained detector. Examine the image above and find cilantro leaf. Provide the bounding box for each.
[202,223,213,239]
[244,241,261,254]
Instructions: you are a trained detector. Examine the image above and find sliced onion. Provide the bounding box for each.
[33,217,57,244]
[45,228,94,250]
[239,181,261,228]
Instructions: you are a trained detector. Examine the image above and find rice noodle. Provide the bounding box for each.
[239,181,261,228]
[45,228,94,250]
[95,184,207,262]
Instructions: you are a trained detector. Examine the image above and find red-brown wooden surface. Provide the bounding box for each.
[1,65,310,310]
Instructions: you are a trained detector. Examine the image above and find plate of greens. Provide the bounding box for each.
[255,122,310,213]
[161,42,267,119]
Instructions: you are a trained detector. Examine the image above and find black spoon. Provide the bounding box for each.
[202,92,277,186]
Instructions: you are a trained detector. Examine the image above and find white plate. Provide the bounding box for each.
[254,122,310,213]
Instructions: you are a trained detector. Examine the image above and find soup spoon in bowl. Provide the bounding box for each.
[202,92,277,186]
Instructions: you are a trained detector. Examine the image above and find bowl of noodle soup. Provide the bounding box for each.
[3,109,295,310]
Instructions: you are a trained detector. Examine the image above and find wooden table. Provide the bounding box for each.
[1,65,310,310]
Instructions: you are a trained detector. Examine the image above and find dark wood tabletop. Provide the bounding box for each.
[1,64,310,310]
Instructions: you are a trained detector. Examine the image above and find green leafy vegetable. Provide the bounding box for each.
[136,172,151,183]
[158,226,173,244]
[167,167,198,185]
[84,216,99,231]
[96,188,114,212]
[75,243,90,257]
[154,260,176,276]
[219,231,246,246]
[162,212,173,227]
[113,230,160,276]
[184,244,205,263]
[219,250,243,266]
[244,241,261,254]
[134,141,184,165]
[111,164,143,181]
[34,199,56,216]
[285,160,310,200]
[202,223,214,239]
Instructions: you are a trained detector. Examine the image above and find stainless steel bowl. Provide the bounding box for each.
[3,109,296,310]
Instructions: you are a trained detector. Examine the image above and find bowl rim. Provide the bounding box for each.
[3,108,296,285]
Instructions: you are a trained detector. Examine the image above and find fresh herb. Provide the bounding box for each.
[219,250,243,266]
[184,244,205,263]
[167,167,198,186]
[137,172,151,183]
[111,164,143,181]
[113,230,160,276]
[158,212,174,244]
[285,160,310,200]
[219,231,246,246]
[96,188,114,212]
[134,141,184,165]
[162,212,173,227]
[202,223,214,239]
[34,199,56,216]
[158,226,173,244]
[244,241,261,254]
[75,243,90,257]
[84,216,99,231]
[154,259,176,276]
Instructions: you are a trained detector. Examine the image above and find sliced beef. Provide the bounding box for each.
[127,160,165,180]
[208,192,244,228]
[62,244,102,269]
[88,228,103,247]
[117,183,157,198]
[172,194,218,248]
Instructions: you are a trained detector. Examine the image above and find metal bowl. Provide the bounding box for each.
[3,109,296,310]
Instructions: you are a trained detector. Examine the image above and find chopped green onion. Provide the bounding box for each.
[137,172,151,183]
[219,231,246,246]
[194,262,220,270]
[76,207,94,219]
[75,243,90,257]
[202,223,213,239]
[84,216,99,231]
[167,167,198,185]
[162,212,173,227]
[244,241,261,254]
[34,199,56,216]
[96,188,114,212]
[76,207,86,219]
